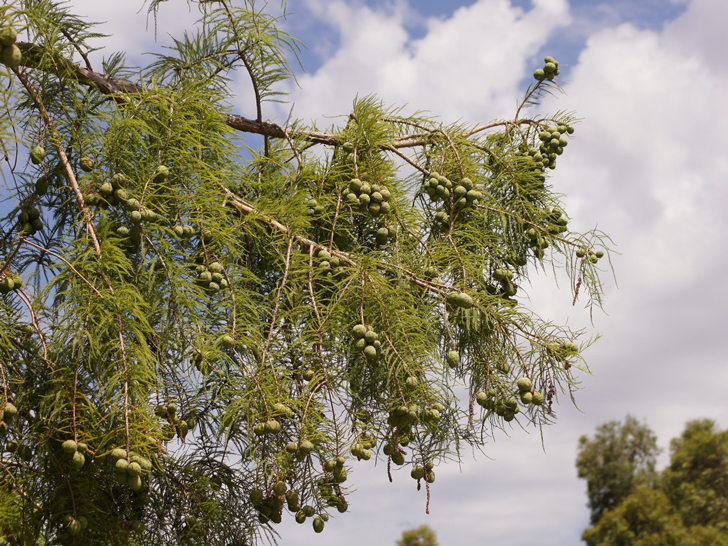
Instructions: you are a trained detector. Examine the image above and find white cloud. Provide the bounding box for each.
[61,0,200,67]
[282,0,570,125]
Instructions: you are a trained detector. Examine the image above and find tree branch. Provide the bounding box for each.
[15,42,452,150]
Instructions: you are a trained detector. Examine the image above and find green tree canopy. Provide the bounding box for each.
[576,415,660,525]
[396,524,439,546]
[579,418,728,546]
[0,0,610,544]
[661,419,728,532]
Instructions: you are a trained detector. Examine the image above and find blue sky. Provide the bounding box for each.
[27,0,728,544]
[282,0,689,81]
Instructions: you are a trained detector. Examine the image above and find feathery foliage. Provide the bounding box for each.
[0,1,611,544]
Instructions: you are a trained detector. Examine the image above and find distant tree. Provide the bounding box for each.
[581,484,690,546]
[578,418,728,546]
[661,420,728,533]
[576,415,660,525]
[396,524,439,546]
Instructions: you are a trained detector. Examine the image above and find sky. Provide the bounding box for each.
[40,0,728,544]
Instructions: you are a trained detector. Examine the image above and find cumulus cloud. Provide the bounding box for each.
[535,0,728,478]
[61,0,200,67]
[282,0,570,125]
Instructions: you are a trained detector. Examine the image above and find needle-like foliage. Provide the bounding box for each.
[0,1,611,544]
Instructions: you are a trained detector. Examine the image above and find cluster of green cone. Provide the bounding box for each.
[410,461,435,483]
[108,447,152,492]
[314,249,342,272]
[250,481,330,533]
[0,24,21,69]
[155,402,196,441]
[194,260,228,292]
[0,273,22,294]
[342,178,392,218]
[475,376,545,421]
[0,402,17,436]
[16,207,43,236]
[533,55,561,82]
[61,439,90,471]
[422,173,484,226]
[528,121,574,172]
[64,514,89,536]
[351,324,382,363]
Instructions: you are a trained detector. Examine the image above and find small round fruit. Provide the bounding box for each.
[127,462,142,477]
[264,419,281,434]
[410,465,425,480]
[128,474,143,491]
[177,419,190,438]
[352,324,367,339]
[2,403,17,421]
[476,391,488,407]
[153,165,170,181]
[0,27,18,47]
[531,391,545,406]
[0,43,21,69]
[110,448,127,460]
[391,451,405,465]
[273,481,287,496]
[62,440,78,454]
[80,157,94,172]
[71,451,85,470]
[375,227,389,245]
[99,181,114,196]
[68,518,83,536]
[221,335,235,348]
[29,146,45,165]
[516,377,532,393]
[363,345,377,361]
[295,510,307,524]
[520,392,533,404]
[333,466,347,484]
[349,178,362,192]
[35,175,50,195]
[313,516,325,533]
[446,350,460,368]
[250,488,264,504]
